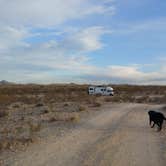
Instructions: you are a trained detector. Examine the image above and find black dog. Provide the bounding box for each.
[148,110,166,131]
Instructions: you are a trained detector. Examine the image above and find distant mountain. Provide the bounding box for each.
[0,80,13,85]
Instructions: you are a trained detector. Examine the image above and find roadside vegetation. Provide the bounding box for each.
[0,84,99,152]
[0,84,166,152]
[110,85,166,104]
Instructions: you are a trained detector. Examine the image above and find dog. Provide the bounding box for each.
[148,110,166,131]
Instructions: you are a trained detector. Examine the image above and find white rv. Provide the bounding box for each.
[88,85,114,96]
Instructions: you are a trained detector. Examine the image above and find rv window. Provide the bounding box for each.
[89,88,93,90]
[107,90,112,92]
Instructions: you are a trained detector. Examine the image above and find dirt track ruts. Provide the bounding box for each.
[4,103,166,166]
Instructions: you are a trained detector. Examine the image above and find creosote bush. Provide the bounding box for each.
[0,110,9,118]
[70,114,80,122]
[79,106,86,112]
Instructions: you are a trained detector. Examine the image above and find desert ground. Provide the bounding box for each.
[0,84,166,165]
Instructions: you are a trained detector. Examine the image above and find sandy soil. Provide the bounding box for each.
[2,103,166,166]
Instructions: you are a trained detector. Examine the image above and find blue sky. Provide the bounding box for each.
[0,0,166,84]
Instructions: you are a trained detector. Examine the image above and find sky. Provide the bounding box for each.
[0,0,166,84]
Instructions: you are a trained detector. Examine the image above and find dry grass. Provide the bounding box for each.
[0,84,96,105]
[92,102,101,107]
[0,123,38,152]
[28,121,41,133]
[0,137,33,151]
[48,117,58,122]
[0,83,166,153]
[0,110,9,118]
[111,84,166,96]
[78,105,86,112]
[69,114,80,122]
[46,112,80,123]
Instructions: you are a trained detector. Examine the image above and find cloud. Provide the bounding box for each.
[106,65,164,83]
[1,1,166,85]
[0,26,109,81]
[1,24,166,85]
[83,5,115,16]
[78,64,166,85]
[2,43,166,85]
[60,26,112,52]
[0,26,30,51]
[0,25,109,53]
[0,0,116,83]
[114,17,166,35]
[0,25,110,61]
[0,0,115,27]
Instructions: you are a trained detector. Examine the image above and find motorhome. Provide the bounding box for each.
[88,85,114,96]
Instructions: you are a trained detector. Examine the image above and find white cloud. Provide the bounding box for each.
[0,26,109,77]
[0,0,115,27]
[83,5,115,16]
[107,66,161,82]
[0,26,30,51]
[60,26,111,52]
[0,0,116,83]
[0,24,166,84]
[0,25,109,56]
[1,1,166,85]
[2,44,166,84]
[82,65,166,85]
[1,25,166,85]
[114,17,166,35]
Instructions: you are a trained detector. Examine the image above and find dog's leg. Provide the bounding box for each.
[149,118,152,126]
[151,122,155,128]
[158,121,163,131]
[156,122,160,131]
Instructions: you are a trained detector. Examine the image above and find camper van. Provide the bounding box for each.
[88,85,114,96]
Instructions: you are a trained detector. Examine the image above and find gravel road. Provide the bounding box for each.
[4,103,166,166]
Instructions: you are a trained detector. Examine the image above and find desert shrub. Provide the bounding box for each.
[0,137,33,151]
[0,110,9,118]
[36,103,44,107]
[93,102,101,107]
[69,114,80,122]
[111,84,166,96]
[1,83,166,107]
[108,94,135,103]
[148,97,162,103]
[135,96,149,103]
[12,103,21,108]
[0,139,11,150]
[48,117,58,122]
[64,103,69,107]
[104,97,112,102]
[43,109,50,114]
[0,94,16,105]
[27,121,41,134]
[110,95,123,102]
[0,124,34,151]
[78,105,86,112]
[121,94,135,102]
[47,113,80,123]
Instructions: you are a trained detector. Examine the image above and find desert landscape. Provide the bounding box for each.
[0,0,165,165]
[0,84,166,165]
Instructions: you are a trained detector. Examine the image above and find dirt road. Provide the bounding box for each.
[4,103,166,166]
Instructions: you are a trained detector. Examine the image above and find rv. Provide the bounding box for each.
[88,85,114,96]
